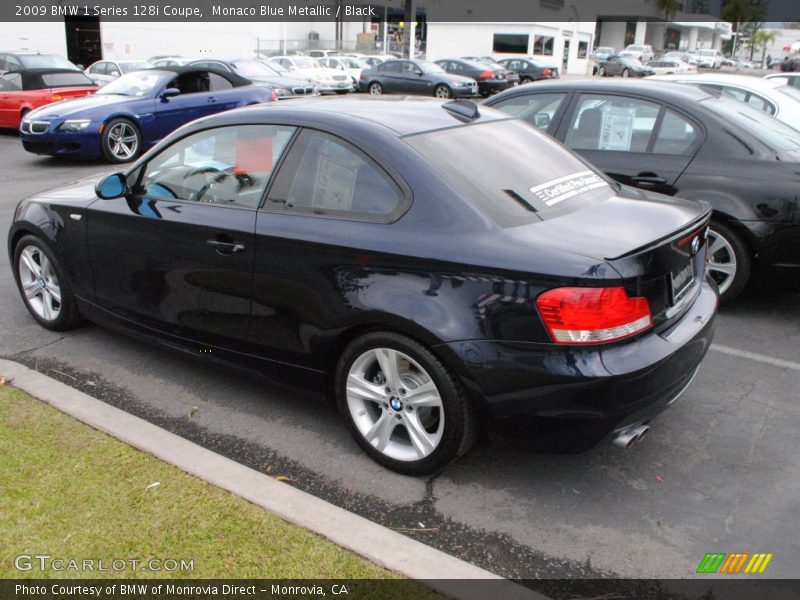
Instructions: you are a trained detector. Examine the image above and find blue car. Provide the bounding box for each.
[19,66,276,163]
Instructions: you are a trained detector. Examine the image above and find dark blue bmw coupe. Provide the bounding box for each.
[19,66,276,163]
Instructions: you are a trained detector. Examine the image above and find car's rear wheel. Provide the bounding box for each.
[434,85,452,99]
[622,68,631,78]
[101,118,142,164]
[521,76,533,84]
[13,235,81,331]
[335,332,477,475]
[368,82,383,96]
[706,221,751,302]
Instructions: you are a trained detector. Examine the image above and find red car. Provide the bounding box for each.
[0,68,97,129]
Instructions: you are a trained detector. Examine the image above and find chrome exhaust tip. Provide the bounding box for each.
[612,424,651,449]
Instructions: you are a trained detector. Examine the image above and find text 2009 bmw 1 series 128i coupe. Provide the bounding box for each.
[8,97,717,474]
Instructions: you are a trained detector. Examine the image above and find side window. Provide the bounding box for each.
[90,62,105,74]
[745,93,775,115]
[565,94,660,152]
[208,73,233,91]
[491,92,568,131]
[266,130,405,220]
[401,62,418,74]
[1,73,22,91]
[138,125,296,209]
[720,86,747,102]
[652,109,698,155]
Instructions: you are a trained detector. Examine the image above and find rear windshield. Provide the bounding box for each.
[701,94,800,156]
[405,119,615,227]
[41,72,94,87]
[19,54,77,70]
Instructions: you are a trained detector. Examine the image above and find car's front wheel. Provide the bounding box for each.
[622,68,630,78]
[434,85,452,99]
[598,66,606,77]
[13,235,81,331]
[101,117,142,163]
[335,332,477,475]
[706,221,751,302]
[368,82,383,96]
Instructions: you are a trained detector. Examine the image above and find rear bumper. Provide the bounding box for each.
[442,281,717,436]
[478,79,512,94]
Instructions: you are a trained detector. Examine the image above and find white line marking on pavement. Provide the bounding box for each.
[711,344,800,372]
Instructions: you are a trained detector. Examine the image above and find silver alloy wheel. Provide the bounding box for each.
[106,121,139,160]
[598,66,605,76]
[369,83,382,96]
[346,348,445,462]
[435,85,451,99]
[622,69,630,78]
[706,227,737,295]
[17,246,61,321]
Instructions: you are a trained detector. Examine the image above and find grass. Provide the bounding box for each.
[0,383,423,585]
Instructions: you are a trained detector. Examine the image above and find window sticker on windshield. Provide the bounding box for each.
[528,170,608,206]
[600,108,635,151]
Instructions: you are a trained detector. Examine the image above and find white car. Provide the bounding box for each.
[623,44,654,63]
[765,72,800,89]
[696,49,723,69]
[306,50,342,59]
[269,55,353,93]
[651,73,800,131]
[150,57,193,68]
[319,56,368,88]
[646,59,695,75]
[84,59,151,85]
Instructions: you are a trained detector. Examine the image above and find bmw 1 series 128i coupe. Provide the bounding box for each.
[8,97,717,474]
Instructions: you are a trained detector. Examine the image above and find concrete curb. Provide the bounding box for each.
[0,358,547,600]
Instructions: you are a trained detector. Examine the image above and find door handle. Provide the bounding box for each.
[631,174,667,186]
[207,97,218,103]
[206,239,245,254]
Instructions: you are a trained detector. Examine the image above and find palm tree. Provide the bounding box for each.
[657,0,681,21]
[721,0,764,56]
[751,29,777,67]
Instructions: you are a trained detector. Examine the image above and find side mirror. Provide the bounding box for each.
[95,173,127,200]
[160,87,180,100]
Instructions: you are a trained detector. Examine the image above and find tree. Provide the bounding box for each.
[751,29,777,67]
[657,0,681,21]
[721,0,765,57]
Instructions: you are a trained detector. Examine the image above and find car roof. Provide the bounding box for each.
[217,96,511,136]
[3,68,89,75]
[651,73,790,93]
[145,66,252,86]
[488,78,715,103]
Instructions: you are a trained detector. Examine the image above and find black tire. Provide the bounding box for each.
[622,68,630,78]
[521,76,534,84]
[598,66,606,77]
[368,81,383,96]
[13,234,82,331]
[101,117,142,164]
[335,331,478,475]
[706,220,751,303]
[434,84,452,99]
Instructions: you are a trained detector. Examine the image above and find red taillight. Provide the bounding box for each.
[478,70,494,79]
[542,68,551,76]
[536,287,652,344]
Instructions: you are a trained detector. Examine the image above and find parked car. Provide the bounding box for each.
[360,55,394,68]
[0,69,97,129]
[8,97,717,474]
[358,59,478,98]
[650,73,800,131]
[188,58,316,97]
[84,60,151,85]
[0,52,80,75]
[306,50,341,58]
[646,59,695,75]
[623,44,654,63]
[460,56,521,87]
[596,55,655,77]
[664,51,690,63]
[496,57,559,83]
[269,56,352,93]
[485,79,800,300]
[18,66,275,163]
[764,72,800,88]
[318,56,368,89]
[151,57,192,68]
[696,49,723,69]
[434,58,512,96]
[591,47,617,61]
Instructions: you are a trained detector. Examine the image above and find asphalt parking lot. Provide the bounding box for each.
[1,128,798,580]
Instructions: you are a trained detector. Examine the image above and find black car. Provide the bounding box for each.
[496,58,559,83]
[484,80,800,300]
[461,56,521,87]
[187,58,316,98]
[595,55,655,77]
[434,59,512,96]
[9,97,716,474]
[358,59,478,98]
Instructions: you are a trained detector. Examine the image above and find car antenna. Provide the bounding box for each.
[442,99,480,121]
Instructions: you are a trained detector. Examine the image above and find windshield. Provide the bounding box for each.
[418,61,445,74]
[267,60,289,73]
[703,95,800,155]
[290,57,322,69]
[119,61,150,73]
[41,72,95,87]
[96,70,168,96]
[19,54,78,70]
[406,119,615,227]
[699,50,716,56]
[340,58,364,68]
[231,60,278,78]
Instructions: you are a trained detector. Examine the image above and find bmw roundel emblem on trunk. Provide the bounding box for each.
[691,236,701,255]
